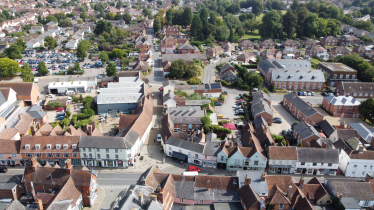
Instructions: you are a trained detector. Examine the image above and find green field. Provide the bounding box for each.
[239,32,261,40]
[255,10,287,22]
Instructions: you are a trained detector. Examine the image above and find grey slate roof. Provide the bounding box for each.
[0,91,6,106]
[123,130,141,146]
[27,105,47,119]
[168,107,204,118]
[340,197,361,209]
[220,63,234,74]
[162,80,180,87]
[253,90,271,103]
[170,116,202,124]
[284,93,321,117]
[236,171,269,195]
[293,122,321,140]
[117,184,161,210]
[258,59,311,75]
[253,115,268,129]
[330,181,374,201]
[166,136,205,153]
[318,120,336,137]
[202,141,220,156]
[297,147,339,164]
[252,100,273,116]
[163,92,175,103]
[162,54,207,63]
[347,123,373,141]
[79,136,129,149]
[0,182,17,190]
[194,187,239,201]
[221,70,237,81]
[272,69,325,83]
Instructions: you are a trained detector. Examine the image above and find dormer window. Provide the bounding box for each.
[46,144,51,149]
[35,144,40,150]
[63,144,68,149]
[25,144,30,149]
[56,144,61,149]
[72,144,77,149]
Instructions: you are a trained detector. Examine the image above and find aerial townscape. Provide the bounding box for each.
[3,0,374,210]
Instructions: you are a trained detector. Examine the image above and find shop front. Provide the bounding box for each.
[202,160,216,168]
[268,165,293,174]
[0,158,22,166]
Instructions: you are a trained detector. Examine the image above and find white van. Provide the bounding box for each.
[182,171,198,176]
[65,90,75,95]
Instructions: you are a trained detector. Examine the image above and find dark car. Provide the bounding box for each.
[0,167,8,173]
[214,102,222,106]
[273,118,282,123]
[40,100,46,106]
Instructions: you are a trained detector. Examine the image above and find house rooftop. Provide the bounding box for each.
[319,62,357,72]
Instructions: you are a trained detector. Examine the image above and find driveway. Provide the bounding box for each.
[215,94,238,121]
[270,102,295,135]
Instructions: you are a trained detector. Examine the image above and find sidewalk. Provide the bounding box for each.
[83,187,105,210]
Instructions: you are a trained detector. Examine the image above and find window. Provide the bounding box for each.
[72,153,78,158]
[46,153,53,157]
[328,163,332,166]
[195,154,198,158]
[35,153,42,157]
[115,155,119,159]
[313,163,317,166]
[254,161,259,165]
[346,74,350,79]
[180,198,184,202]
[106,149,109,153]
[88,148,92,152]
[35,144,40,149]
[83,153,87,158]
[56,144,61,149]
[64,153,70,157]
[279,160,282,164]
[63,144,68,149]
[354,165,358,169]
[370,165,373,169]
[115,149,118,153]
[55,153,61,157]
[362,171,366,176]
[106,154,110,158]
[46,144,51,149]
[25,153,33,157]
[199,200,204,204]
[221,156,224,161]
[279,204,284,209]
[97,154,101,158]
[72,144,77,149]
[97,148,100,152]
[89,154,92,158]
[11,154,16,158]
[301,162,305,165]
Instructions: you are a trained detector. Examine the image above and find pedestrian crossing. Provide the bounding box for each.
[101,185,129,189]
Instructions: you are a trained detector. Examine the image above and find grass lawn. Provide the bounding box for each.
[311,58,321,65]
[239,32,261,40]
[255,10,286,22]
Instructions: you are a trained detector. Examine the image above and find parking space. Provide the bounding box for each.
[270,102,295,135]
[215,94,238,121]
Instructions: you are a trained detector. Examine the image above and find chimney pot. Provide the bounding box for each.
[65,159,72,174]
[287,185,292,201]
[322,142,327,148]
[261,173,266,182]
[206,180,210,191]
[299,177,304,189]
[245,175,251,186]
[359,145,364,153]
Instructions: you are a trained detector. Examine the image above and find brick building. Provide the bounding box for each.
[330,46,351,56]
[271,69,325,91]
[283,93,324,125]
[260,39,275,49]
[322,95,361,118]
[335,82,374,98]
[318,62,358,87]
[303,39,318,48]
[305,46,328,58]
[293,122,322,146]
[339,35,360,46]
[260,49,282,59]
[177,43,200,54]
[163,25,180,37]
[282,39,299,48]
[0,82,40,105]
[239,40,254,50]
[320,36,339,46]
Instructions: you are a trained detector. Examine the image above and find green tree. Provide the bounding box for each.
[77,40,91,59]
[326,19,341,36]
[166,9,173,26]
[123,13,131,23]
[296,7,308,37]
[200,7,209,27]
[228,28,234,42]
[169,59,187,78]
[244,20,261,33]
[353,20,374,31]
[244,71,263,89]
[15,38,27,51]
[4,44,22,60]
[45,15,58,23]
[183,8,193,26]
[291,0,299,10]
[216,25,230,41]
[77,18,83,24]
[106,62,117,76]
[253,0,264,17]
[223,13,242,30]
[111,48,124,58]
[259,10,283,39]
[142,8,151,17]
[80,12,88,20]
[38,61,49,76]
[20,63,34,82]
[106,12,116,20]
[191,14,203,37]
[185,63,203,77]
[74,62,81,73]
[153,16,161,33]
[116,0,123,8]
[0,58,21,77]
[283,9,298,39]
[358,98,374,122]
[44,36,58,49]
[99,51,109,63]
[94,20,112,35]
[256,55,262,62]
[237,28,245,37]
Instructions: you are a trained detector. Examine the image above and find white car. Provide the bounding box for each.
[232,105,241,108]
[157,134,162,142]
[148,84,152,87]
[48,94,54,98]
[67,97,72,103]
[307,92,311,96]
[311,92,315,96]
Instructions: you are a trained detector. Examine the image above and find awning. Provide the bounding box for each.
[171,152,187,160]
[269,165,293,168]
[223,123,237,130]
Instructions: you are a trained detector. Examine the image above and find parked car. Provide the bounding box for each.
[232,105,241,108]
[235,109,244,115]
[214,102,222,106]
[159,86,163,91]
[0,167,8,173]
[188,166,201,172]
[67,97,72,103]
[56,112,65,117]
[273,118,282,123]
[148,84,152,87]
[55,116,65,120]
[48,94,54,98]
[306,92,311,96]
[57,107,64,112]
[157,134,162,142]
[298,91,303,96]
[311,92,315,96]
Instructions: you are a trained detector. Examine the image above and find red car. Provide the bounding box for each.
[159,86,163,91]
[188,166,201,172]
[57,108,64,112]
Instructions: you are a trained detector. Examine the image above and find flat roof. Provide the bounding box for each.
[319,62,357,72]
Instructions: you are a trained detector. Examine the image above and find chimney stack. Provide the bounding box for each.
[359,145,364,153]
[18,113,22,120]
[139,193,144,205]
[147,94,150,99]
[261,173,266,182]
[65,159,72,174]
[31,126,36,136]
[206,180,210,191]
[92,122,95,131]
[340,121,346,129]
[287,185,292,201]
[120,111,123,116]
[150,194,157,202]
[31,157,39,172]
[299,177,304,190]
[245,175,251,186]
[365,173,372,182]
[37,199,43,210]
[157,189,164,203]
[322,142,327,148]
[88,125,92,136]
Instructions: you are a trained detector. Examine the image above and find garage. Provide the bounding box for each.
[48,81,88,94]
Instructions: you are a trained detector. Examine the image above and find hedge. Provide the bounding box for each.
[48,101,63,108]
[241,64,257,69]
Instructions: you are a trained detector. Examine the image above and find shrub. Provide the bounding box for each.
[292,121,300,126]
[282,140,287,146]
[271,134,284,143]
[83,109,95,117]
[77,113,89,120]
[65,111,71,118]
[218,120,230,125]
[72,95,79,102]
[218,95,225,100]
[201,116,212,125]
[190,93,201,100]
[240,115,245,119]
[262,87,270,96]
[48,101,63,108]
[60,118,70,128]
[71,116,78,125]
[207,109,213,116]
[187,77,201,85]
[75,119,92,129]
[83,96,94,109]
[297,143,303,147]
